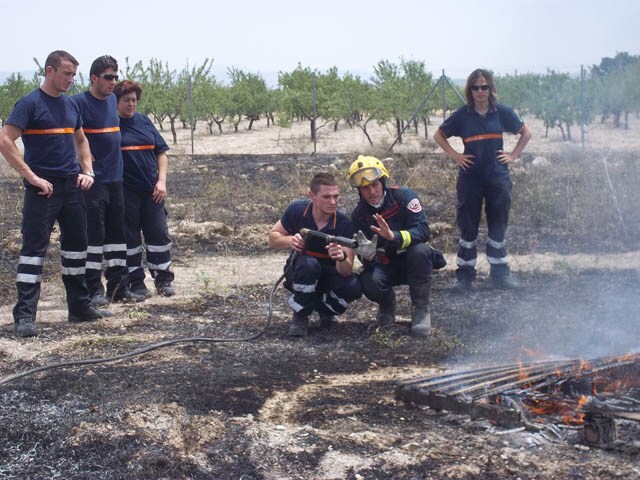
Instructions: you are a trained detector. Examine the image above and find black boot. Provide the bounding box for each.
[288,311,309,337]
[14,318,38,338]
[491,275,520,290]
[450,278,472,294]
[318,313,336,329]
[376,289,396,326]
[68,305,114,323]
[409,283,431,337]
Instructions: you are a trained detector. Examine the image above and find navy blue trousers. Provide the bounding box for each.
[285,254,361,316]
[13,177,91,321]
[455,173,512,281]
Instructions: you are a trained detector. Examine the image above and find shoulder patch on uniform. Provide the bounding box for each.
[407,198,422,213]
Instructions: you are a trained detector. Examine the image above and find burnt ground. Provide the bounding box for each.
[1,154,639,479]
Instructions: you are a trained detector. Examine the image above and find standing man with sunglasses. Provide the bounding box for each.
[0,50,112,338]
[72,56,145,305]
[434,68,531,293]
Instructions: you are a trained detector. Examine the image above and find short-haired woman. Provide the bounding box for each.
[114,80,175,298]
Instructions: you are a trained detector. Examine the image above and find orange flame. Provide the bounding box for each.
[561,395,589,425]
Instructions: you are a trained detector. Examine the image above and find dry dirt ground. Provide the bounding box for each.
[1,117,639,479]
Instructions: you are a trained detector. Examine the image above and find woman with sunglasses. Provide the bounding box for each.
[433,68,532,293]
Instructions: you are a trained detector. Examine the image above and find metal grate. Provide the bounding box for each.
[396,353,640,444]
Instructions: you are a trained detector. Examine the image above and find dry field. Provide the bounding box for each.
[0,115,639,479]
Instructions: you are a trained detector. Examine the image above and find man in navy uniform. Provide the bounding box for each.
[72,55,144,305]
[268,172,361,337]
[349,156,435,337]
[0,50,112,338]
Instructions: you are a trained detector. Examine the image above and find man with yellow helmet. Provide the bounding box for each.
[349,155,435,336]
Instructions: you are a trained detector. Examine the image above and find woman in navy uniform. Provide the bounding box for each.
[114,80,175,298]
[434,68,531,292]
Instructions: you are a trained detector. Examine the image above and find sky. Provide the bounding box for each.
[2,0,639,83]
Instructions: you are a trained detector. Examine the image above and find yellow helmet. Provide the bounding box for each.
[348,155,389,187]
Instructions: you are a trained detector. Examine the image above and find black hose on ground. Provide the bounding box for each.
[0,263,290,388]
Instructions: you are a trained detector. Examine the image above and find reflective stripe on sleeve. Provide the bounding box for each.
[399,230,411,250]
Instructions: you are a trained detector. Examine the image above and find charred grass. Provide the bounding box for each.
[1,151,639,478]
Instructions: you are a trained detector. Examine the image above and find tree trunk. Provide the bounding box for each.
[395,118,402,144]
[613,111,621,128]
[557,122,566,141]
[354,123,374,146]
[168,116,178,144]
[153,114,165,131]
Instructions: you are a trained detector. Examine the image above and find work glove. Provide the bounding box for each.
[355,230,378,262]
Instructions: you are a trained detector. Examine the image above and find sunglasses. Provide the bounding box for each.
[471,85,490,91]
[99,73,119,81]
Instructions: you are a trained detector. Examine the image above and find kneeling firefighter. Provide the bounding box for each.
[349,156,444,336]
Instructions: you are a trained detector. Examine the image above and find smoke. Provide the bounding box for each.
[442,265,640,369]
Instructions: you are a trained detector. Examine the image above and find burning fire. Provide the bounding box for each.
[511,352,640,425]
[524,394,590,425]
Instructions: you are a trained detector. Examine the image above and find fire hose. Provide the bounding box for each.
[299,228,378,261]
[0,270,289,388]
[0,229,378,387]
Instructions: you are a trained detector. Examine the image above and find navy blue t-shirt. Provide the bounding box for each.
[281,199,355,262]
[119,113,169,192]
[438,103,524,177]
[6,88,82,177]
[72,91,123,183]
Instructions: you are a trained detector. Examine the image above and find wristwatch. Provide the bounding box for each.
[85,171,95,178]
